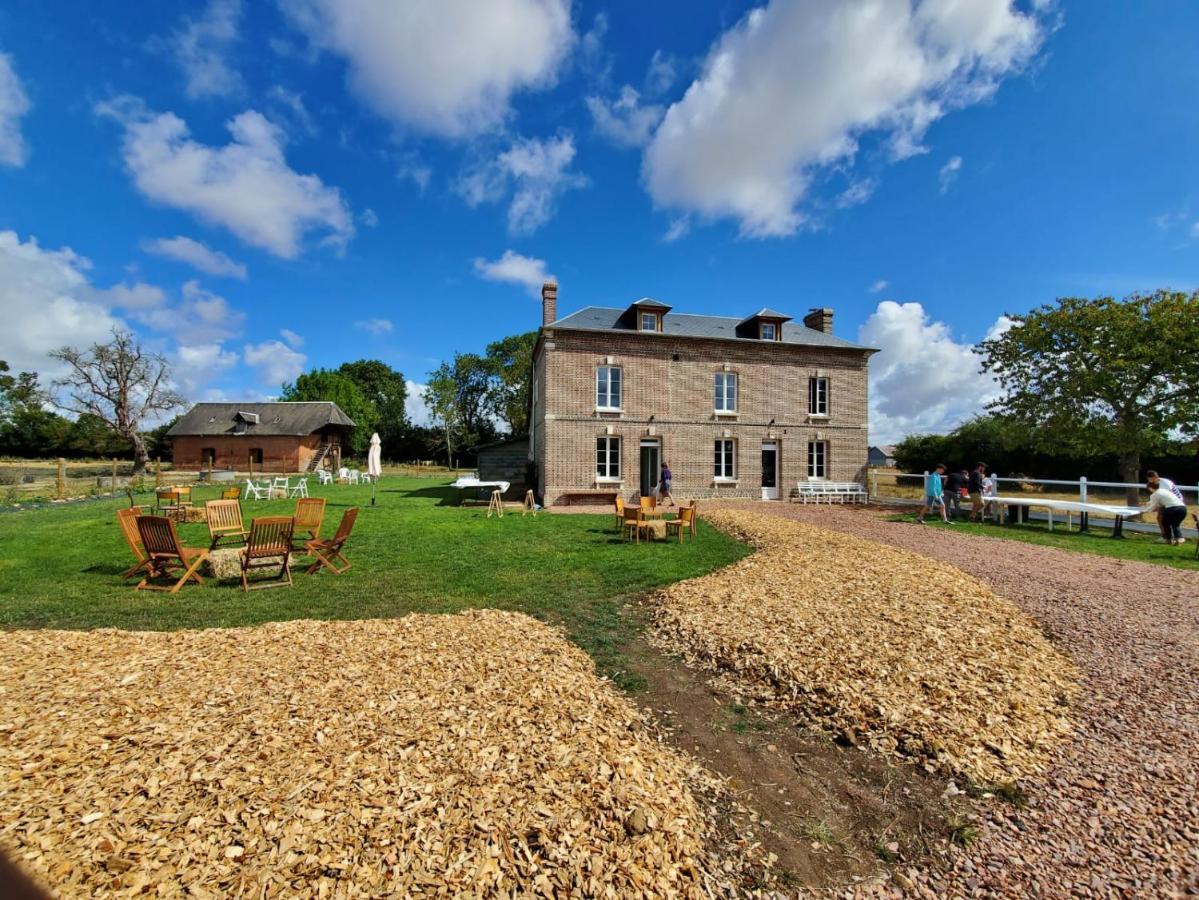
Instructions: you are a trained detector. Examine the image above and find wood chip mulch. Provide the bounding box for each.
[651,510,1078,785]
[0,611,771,898]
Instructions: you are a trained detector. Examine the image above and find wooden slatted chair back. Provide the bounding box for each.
[329,507,358,547]
[138,515,184,559]
[155,489,176,510]
[206,499,244,538]
[246,517,294,559]
[174,485,192,504]
[294,497,326,535]
[221,487,240,500]
[679,505,696,527]
[614,495,625,516]
[639,495,656,511]
[117,507,145,557]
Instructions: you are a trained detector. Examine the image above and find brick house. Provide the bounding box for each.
[530,283,876,504]
[168,402,355,473]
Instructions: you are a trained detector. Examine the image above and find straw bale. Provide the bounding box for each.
[0,612,767,897]
[652,511,1078,785]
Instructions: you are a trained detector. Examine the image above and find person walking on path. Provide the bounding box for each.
[658,462,675,507]
[916,464,951,525]
[945,468,966,519]
[968,462,987,522]
[1143,476,1187,544]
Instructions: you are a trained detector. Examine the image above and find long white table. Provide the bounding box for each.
[451,477,511,505]
[988,495,1143,537]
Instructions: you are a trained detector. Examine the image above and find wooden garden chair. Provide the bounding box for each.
[116,506,149,580]
[292,497,326,549]
[154,488,180,516]
[665,505,697,543]
[221,487,240,500]
[305,507,358,575]
[622,505,646,544]
[241,516,294,591]
[134,515,208,593]
[639,495,656,513]
[613,495,625,531]
[205,499,249,550]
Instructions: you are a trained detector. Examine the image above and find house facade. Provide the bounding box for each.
[530,283,876,504]
[168,402,355,473]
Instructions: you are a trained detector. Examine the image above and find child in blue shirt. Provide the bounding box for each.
[916,463,951,525]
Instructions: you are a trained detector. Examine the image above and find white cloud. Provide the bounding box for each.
[405,379,431,427]
[663,217,690,243]
[142,235,247,279]
[129,280,245,342]
[97,98,354,258]
[868,279,889,294]
[354,317,393,335]
[643,0,1045,237]
[645,50,677,96]
[0,231,122,376]
[458,134,585,234]
[938,154,963,193]
[267,85,316,135]
[279,328,304,348]
[587,86,664,148]
[244,339,306,388]
[172,0,243,99]
[834,177,878,209]
[360,208,379,228]
[174,341,239,395]
[279,0,573,139]
[100,281,168,310]
[859,300,1006,444]
[473,250,554,298]
[0,52,31,167]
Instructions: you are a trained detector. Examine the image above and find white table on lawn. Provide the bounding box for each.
[450,476,511,505]
[989,495,1142,537]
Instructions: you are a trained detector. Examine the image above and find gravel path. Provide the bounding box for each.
[714,502,1198,897]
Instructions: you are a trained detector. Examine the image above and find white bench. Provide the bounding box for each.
[793,481,868,504]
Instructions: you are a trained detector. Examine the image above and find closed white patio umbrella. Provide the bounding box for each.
[367,432,382,506]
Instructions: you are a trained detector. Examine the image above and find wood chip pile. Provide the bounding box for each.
[0,611,765,897]
[652,510,1078,784]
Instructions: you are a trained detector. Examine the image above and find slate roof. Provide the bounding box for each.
[742,307,793,321]
[548,306,873,351]
[167,402,355,437]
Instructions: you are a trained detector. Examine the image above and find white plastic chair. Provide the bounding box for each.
[317,470,333,485]
[289,477,309,499]
[244,479,268,500]
[348,470,360,485]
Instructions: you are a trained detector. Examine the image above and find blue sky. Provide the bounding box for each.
[1,0,1196,441]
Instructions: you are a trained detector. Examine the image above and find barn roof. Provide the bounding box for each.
[167,402,355,437]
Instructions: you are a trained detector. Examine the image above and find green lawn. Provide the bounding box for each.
[888,513,1199,570]
[0,477,749,689]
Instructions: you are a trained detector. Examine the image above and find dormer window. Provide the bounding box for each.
[640,312,660,332]
[760,322,777,340]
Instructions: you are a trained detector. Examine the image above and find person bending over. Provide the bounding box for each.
[1142,478,1187,545]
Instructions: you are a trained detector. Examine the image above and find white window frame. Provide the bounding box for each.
[714,371,738,414]
[808,376,829,417]
[760,322,777,340]
[640,311,659,332]
[807,440,828,480]
[596,436,621,481]
[714,438,736,481]
[596,365,622,411]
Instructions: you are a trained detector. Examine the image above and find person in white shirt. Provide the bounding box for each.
[1146,470,1186,542]
[1143,479,1187,544]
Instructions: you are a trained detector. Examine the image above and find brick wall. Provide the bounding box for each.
[533,328,870,503]
[172,434,324,472]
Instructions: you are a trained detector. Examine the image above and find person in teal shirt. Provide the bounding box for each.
[916,463,951,525]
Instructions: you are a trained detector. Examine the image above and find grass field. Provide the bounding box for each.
[0,477,749,688]
[887,513,1199,570]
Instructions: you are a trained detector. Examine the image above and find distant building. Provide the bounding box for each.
[168,402,355,472]
[868,445,897,467]
[474,436,530,493]
[529,282,877,504]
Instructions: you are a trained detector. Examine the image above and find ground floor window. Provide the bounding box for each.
[201,447,216,466]
[249,448,263,466]
[596,436,620,479]
[714,439,736,479]
[807,441,827,479]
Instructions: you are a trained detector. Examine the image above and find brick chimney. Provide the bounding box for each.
[803,307,833,334]
[541,280,558,326]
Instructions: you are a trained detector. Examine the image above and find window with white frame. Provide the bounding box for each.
[714,371,737,412]
[807,440,827,479]
[760,322,777,340]
[596,436,620,480]
[808,376,828,415]
[714,439,736,480]
[596,365,622,409]
[640,311,659,332]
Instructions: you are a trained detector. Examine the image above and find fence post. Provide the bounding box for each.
[111,458,118,496]
[155,457,162,488]
[1079,476,1089,532]
[869,468,877,501]
[56,458,66,500]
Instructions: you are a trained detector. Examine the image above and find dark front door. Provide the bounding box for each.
[639,440,660,498]
[761,441,778,500]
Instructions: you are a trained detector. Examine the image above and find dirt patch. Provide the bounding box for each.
[625,633,977,893]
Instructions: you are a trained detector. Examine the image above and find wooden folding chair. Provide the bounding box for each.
[622,505,645,544]
[665,505,697,543]
[116,507,149,580]
[292,497,326,549]
[135,515,208,593]
[205,499,249,550]
[154,489,179,516]
[639,495,656,513]
[305,507,358,575]
[241,516,294,591]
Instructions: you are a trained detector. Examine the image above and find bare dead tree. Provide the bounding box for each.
[50,329,185,474]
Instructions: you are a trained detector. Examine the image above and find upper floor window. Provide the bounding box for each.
[640,311,660,332]
[714,439,736,480]
[760,322,777,340]
[714,372,737,412]
[808,376,828,416]
[596,436,621,480]
[596,365,622,409]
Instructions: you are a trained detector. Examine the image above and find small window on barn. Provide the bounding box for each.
[249,448,263,466]
[201,448,216,466]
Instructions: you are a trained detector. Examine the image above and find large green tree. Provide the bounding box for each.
[425,353,497,465]
[336,360,408,452]
[483,331,536,436]
[280,369,377,455]
[979,290,1199,501]
[0,363,71,458]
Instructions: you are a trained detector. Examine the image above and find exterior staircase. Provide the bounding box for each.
[308,442,332,473]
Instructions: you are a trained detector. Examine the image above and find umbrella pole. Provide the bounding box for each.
[371,478,377,507]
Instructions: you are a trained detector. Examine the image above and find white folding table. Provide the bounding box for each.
[989,495,1142,538]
